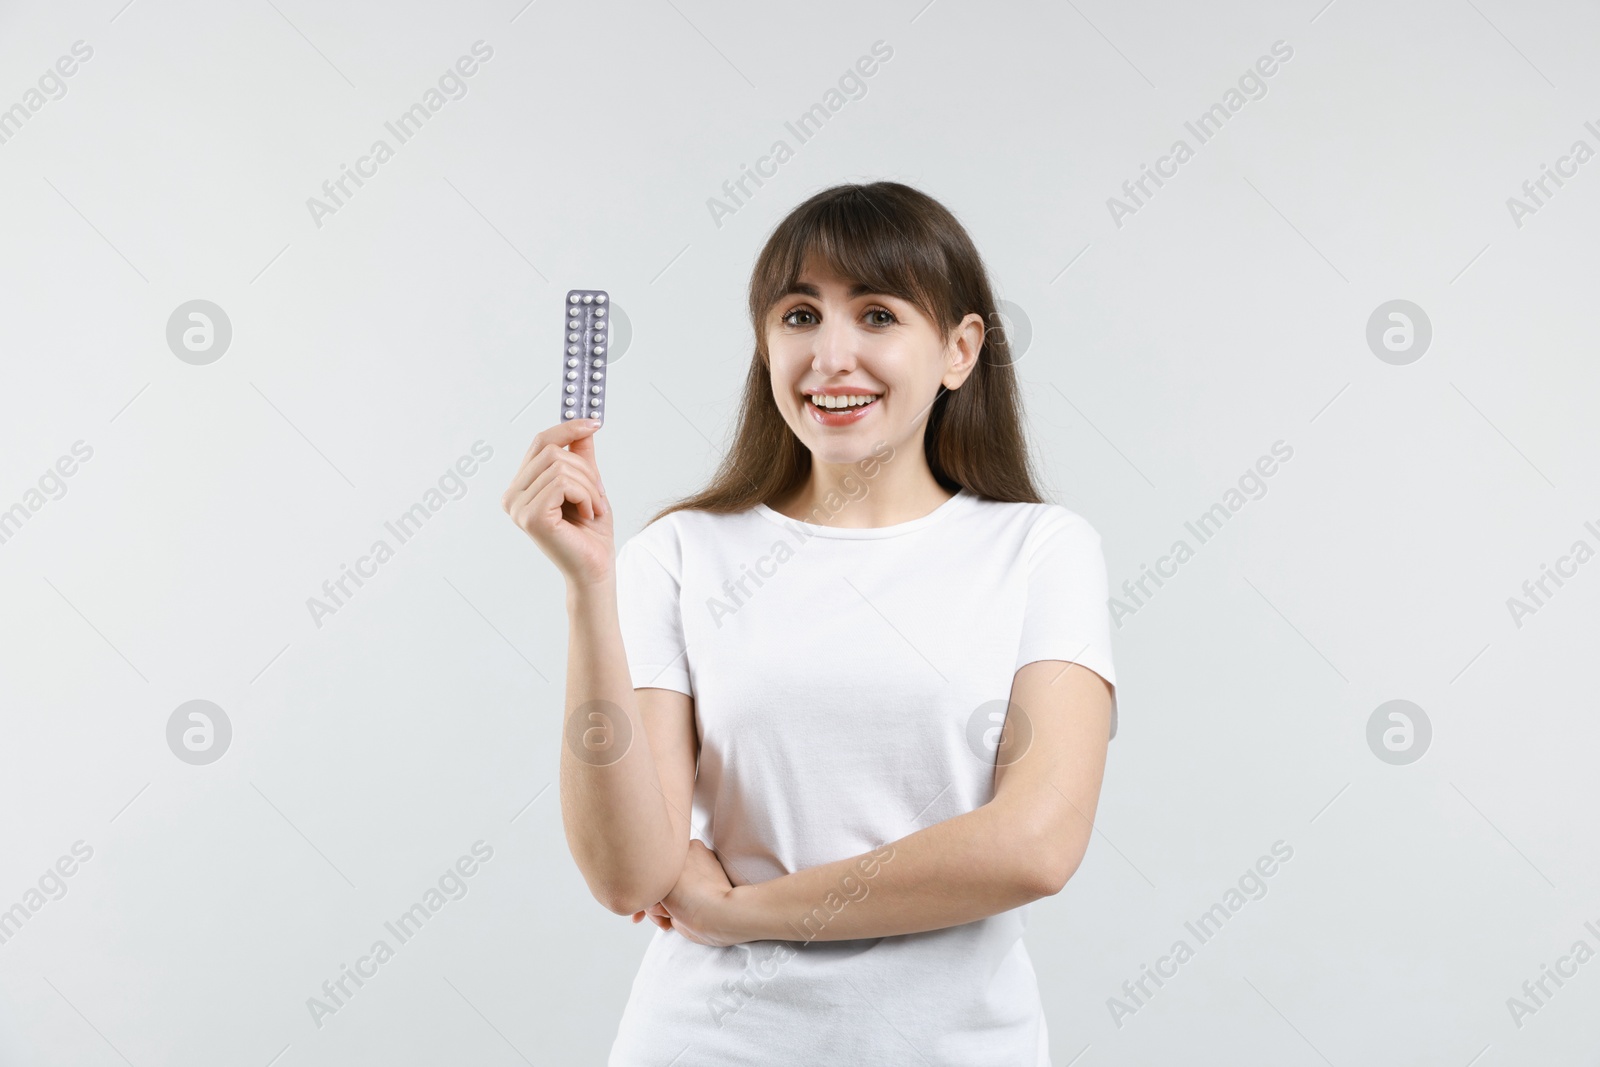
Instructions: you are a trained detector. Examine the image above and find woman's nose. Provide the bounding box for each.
[812,320,856,373]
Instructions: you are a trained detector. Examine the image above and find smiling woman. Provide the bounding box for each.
[503,181,1118,1067]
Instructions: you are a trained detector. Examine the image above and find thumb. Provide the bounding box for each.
[568,423,605,494]
[566,421,597,458]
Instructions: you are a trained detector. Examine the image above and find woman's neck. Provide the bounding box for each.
[766,466,955,529]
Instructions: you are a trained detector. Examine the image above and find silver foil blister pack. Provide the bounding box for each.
[561,289,609,426]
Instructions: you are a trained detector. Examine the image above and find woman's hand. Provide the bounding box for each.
[501,419,613,588]
[629,840,746,948]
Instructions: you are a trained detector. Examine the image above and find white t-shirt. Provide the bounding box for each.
[607,486,1117,1067]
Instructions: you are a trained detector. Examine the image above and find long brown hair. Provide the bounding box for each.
[647,181,1044,525]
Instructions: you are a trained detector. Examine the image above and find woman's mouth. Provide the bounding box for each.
[804,392,880,426]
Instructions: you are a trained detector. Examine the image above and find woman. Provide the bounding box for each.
[502,181,1117,1066]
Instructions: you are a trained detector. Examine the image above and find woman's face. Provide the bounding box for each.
[765,259,982,467]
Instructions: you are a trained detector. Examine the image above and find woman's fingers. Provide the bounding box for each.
[502,443,560,510]
[507,458,603,529]
[525,451,604,520]
[565,420,606,496]
[559,432,606,507]
[556,467,602,522]
[502,422,601,505]
[520,418,597,469]
[502,420,601,509]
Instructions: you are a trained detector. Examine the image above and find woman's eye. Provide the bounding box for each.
[866,308,897,326]
[782,308,818,326]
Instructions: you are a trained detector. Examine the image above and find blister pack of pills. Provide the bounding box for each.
[561,289,609,426]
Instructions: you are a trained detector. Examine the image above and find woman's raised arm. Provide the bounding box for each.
[503,420,695,915]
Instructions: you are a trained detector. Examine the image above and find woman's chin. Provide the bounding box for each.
[806,438,887,467]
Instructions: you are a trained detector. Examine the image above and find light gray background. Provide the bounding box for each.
[2,0,1597,1064]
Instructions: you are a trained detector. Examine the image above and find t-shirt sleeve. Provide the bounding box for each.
[1013,507,1119,738]
[614,527,694,696]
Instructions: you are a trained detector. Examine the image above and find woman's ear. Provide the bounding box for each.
[943,312,986,388]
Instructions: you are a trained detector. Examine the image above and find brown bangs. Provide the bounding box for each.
[748,185,956,350]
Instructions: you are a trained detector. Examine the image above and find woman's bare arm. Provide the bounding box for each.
[501,420,698,917]
[561,578,698,915]
[716,660,1112,942]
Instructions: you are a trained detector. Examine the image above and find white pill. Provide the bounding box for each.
[596,294,607,304]
[593,345,605,355]
[567,345,578,355]
[596,308,606,318]
[583,294,594,303]
[592,358,604,367]
[568,294,580,304]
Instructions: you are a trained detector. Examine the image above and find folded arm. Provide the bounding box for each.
[717,660,1114,944]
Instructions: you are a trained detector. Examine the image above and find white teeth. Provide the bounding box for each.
[809,394,878,409]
